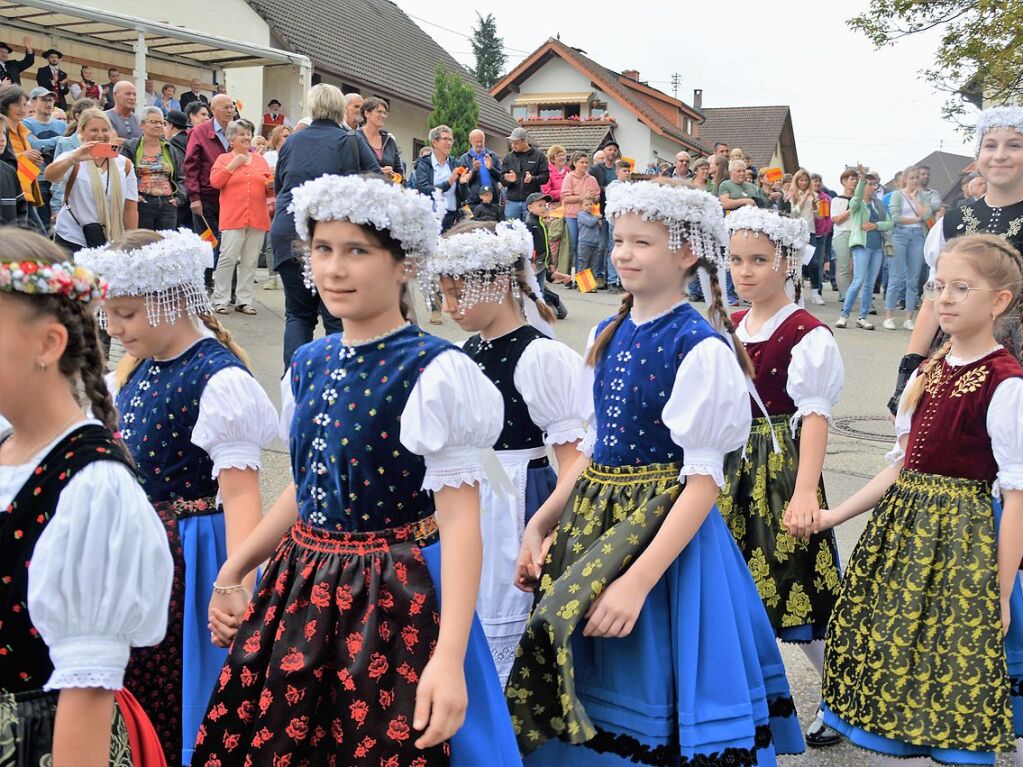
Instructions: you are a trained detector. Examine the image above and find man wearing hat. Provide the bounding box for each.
[262,98,291,128]
[24,86,66,219]
[35,49,68,109]
[0,36,34,86]
[501,126,549,223]
[165,109,190,154]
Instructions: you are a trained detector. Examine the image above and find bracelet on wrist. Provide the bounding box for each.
[212,582,249,596]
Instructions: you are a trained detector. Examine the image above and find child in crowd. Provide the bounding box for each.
[430,219,588,684]
[721,205,846,748]
[0,230,172,766]
[77,228,278,767]
[575,202,602,278]
[507,179,804,765]
[819,234,1023,766]
[525,191,570,320]
[190,174,521,767]
[472,185,502,222]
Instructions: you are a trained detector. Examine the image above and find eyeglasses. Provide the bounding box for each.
[923,279,1000,303]
[143,120,165,126]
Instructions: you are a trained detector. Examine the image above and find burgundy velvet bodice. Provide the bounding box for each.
[733,308,828,418]
[904,348,1023,480]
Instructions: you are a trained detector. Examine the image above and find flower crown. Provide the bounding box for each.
[0,259,105,303]
[975,106,1023,155]
[75,229,213,326]
[289,174,443,254]
[725,206,810,275]
[424,220,533,310]
[605,180,728,266]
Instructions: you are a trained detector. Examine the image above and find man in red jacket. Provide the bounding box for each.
[185,94,233,251]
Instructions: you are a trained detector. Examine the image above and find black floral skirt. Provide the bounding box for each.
[190,516,451,767]
[718,415,842,641]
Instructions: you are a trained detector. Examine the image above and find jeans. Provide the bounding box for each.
[138,195,178,230]
[808,234,825,292]
[576,243,600,273]
[214,228,263,308]
[842,245,884,319]
[605,220,619,285]
[505,200,527,222]
[888,226,925,312]
[565,217,579,273]
[832,231,852,300]
[277,252,343,371]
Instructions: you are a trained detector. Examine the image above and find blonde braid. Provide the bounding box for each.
[198,313,252,369]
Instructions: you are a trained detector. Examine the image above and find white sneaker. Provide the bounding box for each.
[835,315,848,328]
[811,290,825,305]
[856,318,874,330]
[883,318,897,330]
[903,319,915,330]
[262,274,281,290]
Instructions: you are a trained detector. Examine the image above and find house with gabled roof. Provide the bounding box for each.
[489,38,707,166]
[698,106,800,172]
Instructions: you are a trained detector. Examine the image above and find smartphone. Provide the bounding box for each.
[90,143,119,159]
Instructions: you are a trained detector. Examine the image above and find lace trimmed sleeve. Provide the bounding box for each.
[400,349,503,491]
[192,366,278,477]
[514,338,590,447]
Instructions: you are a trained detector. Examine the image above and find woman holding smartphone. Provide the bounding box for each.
[45,108,138,253]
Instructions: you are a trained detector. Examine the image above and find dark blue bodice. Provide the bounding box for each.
[591,302,725,467]
[116,337,245,504]
[289,325,453,531]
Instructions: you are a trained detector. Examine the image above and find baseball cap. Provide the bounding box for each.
[525,192,552,206]
[479,185,493,195]
[29,86,55,100]
[165,109,188,130]
[507,127,529,141]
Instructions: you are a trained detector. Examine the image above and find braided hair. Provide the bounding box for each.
[904,233,1023,409]
[0,229,120,437]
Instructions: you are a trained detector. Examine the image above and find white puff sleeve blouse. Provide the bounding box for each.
[662,337,752,489]
[401,349,504,491]
[191,366,279,477]
[0,422,174,691]
[513,338,590,447]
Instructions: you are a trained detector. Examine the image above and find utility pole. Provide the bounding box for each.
[670,72,680,99]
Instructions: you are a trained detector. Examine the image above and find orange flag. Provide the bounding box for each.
[575,268,597,293]
[17,156,39,188]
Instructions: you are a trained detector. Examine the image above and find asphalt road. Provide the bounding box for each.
[227,270,1014,766]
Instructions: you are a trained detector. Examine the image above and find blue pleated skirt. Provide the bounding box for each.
[512,463,805,766]
[180,513,229,766]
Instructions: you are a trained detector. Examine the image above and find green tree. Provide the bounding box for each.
[429,62,480,157]
[849,0,1023,133]
[469,12,508,89]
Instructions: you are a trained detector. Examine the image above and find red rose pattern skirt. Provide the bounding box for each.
[190,517,451,767]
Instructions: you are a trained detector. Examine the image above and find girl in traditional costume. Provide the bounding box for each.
[191,174,522,767]
[77,229,278,767]
[507,179,804,766]
[0,230,173,766]
[429,219,589,684]
[819,233,1023,766]
[720,206,845,748]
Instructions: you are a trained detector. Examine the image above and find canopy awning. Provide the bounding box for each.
[513,91,593,105]
[0,0,310,70]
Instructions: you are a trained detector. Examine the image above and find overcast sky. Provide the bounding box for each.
[395,0,977,188]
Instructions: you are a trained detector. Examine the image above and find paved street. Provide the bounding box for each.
[229,269,1012,766]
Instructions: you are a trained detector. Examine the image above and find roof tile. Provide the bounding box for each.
[699,106,793,168]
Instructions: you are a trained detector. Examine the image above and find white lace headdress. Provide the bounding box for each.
[75,229,213,327]
[288,174,444,292]
[974,106,1023,154]
[725,206,810,276]
[426,220,533,310]
[605,180,728,266]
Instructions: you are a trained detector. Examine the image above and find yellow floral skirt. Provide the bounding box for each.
[719,415,841,641]
[823,469,1023,760]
